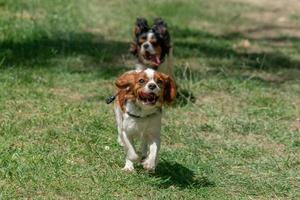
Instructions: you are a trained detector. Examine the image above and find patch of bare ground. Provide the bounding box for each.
[165,143,185,150]
[14,10,45,21]
[242,71,287,84]
[231,133,286,156]
[203,132,286,156]
[166,110,209,128]
[196,91,247,115]
[197,91,232,105]
[229,0,300,45]
[50,87,83,102]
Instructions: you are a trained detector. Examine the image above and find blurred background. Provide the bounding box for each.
[1,0,300,73]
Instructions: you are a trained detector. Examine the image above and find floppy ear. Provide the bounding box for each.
[129,42,138,56]
[152,17,171,52]
[115,72,136,90]
[163,75,176,103]
[134,17,149,36]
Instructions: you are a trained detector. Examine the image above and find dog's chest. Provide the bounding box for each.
[123,114,161,137]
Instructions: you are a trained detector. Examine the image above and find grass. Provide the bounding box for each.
[0,0,300,199]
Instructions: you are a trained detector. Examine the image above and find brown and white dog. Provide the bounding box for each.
[130,17,174,78]
[114,68,176,172]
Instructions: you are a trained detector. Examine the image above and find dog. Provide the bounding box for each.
[130,17,174,78]
[114,68,176,172]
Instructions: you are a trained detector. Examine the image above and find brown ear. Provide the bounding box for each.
[164,75,176,103]
[129,42,138,56]
[115,72,136,90]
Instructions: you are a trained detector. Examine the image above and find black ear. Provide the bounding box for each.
[153,18,168,35]
[152,17,171,53]
[134,17,149,36]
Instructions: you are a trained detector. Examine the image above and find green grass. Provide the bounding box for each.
[1,0,300,199]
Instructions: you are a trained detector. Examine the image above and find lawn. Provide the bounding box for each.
[0,0,300,199]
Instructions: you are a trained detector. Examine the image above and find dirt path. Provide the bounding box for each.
[231,0,300,39]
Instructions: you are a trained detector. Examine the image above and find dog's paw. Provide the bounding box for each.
[122,165,135,172]
[142,159,156,172]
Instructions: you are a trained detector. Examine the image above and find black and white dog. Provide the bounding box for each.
[130,17,174,78]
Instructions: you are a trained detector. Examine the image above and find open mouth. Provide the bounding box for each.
[138,91,158,105]
[143,52,161,66]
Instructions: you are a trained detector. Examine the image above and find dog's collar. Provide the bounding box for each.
[126,108,161,119]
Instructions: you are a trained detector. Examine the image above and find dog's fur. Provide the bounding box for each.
[130,17,174,78]
[114,68,176,171]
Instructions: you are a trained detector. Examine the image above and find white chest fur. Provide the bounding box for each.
[114,101,162,172]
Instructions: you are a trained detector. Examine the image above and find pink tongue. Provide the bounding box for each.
[154,56,160,65]
[140,92,153,98]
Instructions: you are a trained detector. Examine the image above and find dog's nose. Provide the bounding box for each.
[143,43,149,49]
[148,83,157,90]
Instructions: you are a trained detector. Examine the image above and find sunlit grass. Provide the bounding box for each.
[0,0,299,199]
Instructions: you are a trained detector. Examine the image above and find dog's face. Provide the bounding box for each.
[130,17,171,68]
[115,69,176,109]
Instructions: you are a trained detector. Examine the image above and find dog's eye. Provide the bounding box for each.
[139,79,145,84]
[157,80,163,85]
[139,36,146,44]
[139,39,145,44]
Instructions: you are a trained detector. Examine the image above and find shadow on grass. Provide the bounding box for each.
[172,26,300,71]
[153,161,215,189]
[2,26,299,83]
[0,32,129,77]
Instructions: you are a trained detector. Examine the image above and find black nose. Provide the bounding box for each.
[143,43,149,49]
[148,83,157,90]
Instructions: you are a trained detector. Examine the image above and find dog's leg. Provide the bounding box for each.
[121,131,139,171]
[142,137,160,171]
[140,141,148,162]
[123,158,135,172]
[114,106,124,146]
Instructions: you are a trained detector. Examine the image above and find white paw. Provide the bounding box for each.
[122,165,135,172]
[142,159,156,172]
